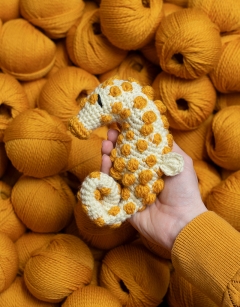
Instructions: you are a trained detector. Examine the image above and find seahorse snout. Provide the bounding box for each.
[68,116,92,139]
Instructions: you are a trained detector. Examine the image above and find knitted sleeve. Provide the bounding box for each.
[171,211,240,307]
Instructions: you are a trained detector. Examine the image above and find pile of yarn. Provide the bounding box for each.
[0,0,240,306]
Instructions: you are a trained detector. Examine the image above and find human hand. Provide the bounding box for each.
[101,129,207,251]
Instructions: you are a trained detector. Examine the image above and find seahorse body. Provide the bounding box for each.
[69,77,184,227]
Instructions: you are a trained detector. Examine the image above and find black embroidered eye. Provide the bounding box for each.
[97,94,103,107]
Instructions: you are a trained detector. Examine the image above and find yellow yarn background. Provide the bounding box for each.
[0,0,239,305]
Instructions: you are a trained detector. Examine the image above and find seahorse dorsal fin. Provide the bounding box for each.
[159,152,184,176]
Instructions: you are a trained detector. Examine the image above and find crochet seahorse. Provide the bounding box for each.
[69,77,184,227]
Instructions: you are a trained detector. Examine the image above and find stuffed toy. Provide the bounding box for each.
[69,77,184,227]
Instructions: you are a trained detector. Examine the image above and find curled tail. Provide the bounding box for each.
[79,172,139,227]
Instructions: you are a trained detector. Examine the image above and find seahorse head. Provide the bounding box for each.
[68,77,159,139]
[69,78,134,138]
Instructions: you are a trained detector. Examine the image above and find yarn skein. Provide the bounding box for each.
[46,39,73,78]
[206,106,240,171]
[215,92,240,112]
[0,0,20,22]
[66,9,128,75]
[0,233,18,293]
[99,0,163,50]
[171,115,213,161]
[0,19,56,81]
[193,160,221,204]
[24,234,94,303]
[155,8,221,79]
[20,0,85,39]
[3,108,72,178]
[188,0,240,35]
[74,200,137,250]
[100,242,171,307]
[99,52,160,86]
[0,276,59,307]
[167,271,218,307]
[206,171,240,232]
[209,35,240,93]
[65,132,103,182]
[0,73,29,142]
[15,232,55,275]
[62,285,122,307]
[0,181,26,243]
[0,143,8,178]
[38,66,99,125]
[21,78,47,109]
[11,175,76,233]
[152,72,216,130]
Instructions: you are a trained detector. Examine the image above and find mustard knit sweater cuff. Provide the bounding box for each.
[171,211,240,306]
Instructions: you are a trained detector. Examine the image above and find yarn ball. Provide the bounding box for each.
[205,106,240,171]
[11,174,76,233]
[0,72,29,142]
[209,35,240,93]
[188,0,240,35]
[0,0,20,22]
[171,115,213,161]
[0,232,18,293]
[99,0,163,50]
[206,171,240,231]
[24,234,94,303]
[20,0,85,39]
[0,142,8,178]
[66,9,128,75]
[15,232,55,275]
[193,160,221,204]
[215,92,240,112]
[140,234,171,259]
[62,285,122,307]
[21,78,47,109]
[0,193,26,242]
[38,66,99,125]
[74,200,137,250]
[4,108,72,178]
[66,132,103,182]
[99,52,160,86]
[0,276,58,307]
[0,19,56,81]
[100,242,171,307]
[167,271,218,307]
[155,8,221,79]
[152,72,216,130]
[46,39,73,78]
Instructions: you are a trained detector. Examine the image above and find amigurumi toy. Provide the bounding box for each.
[69,77,184,227]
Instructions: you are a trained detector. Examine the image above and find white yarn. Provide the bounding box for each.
[69,77,184,226]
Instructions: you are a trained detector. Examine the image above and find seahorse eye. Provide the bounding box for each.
[97,94,103,107]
